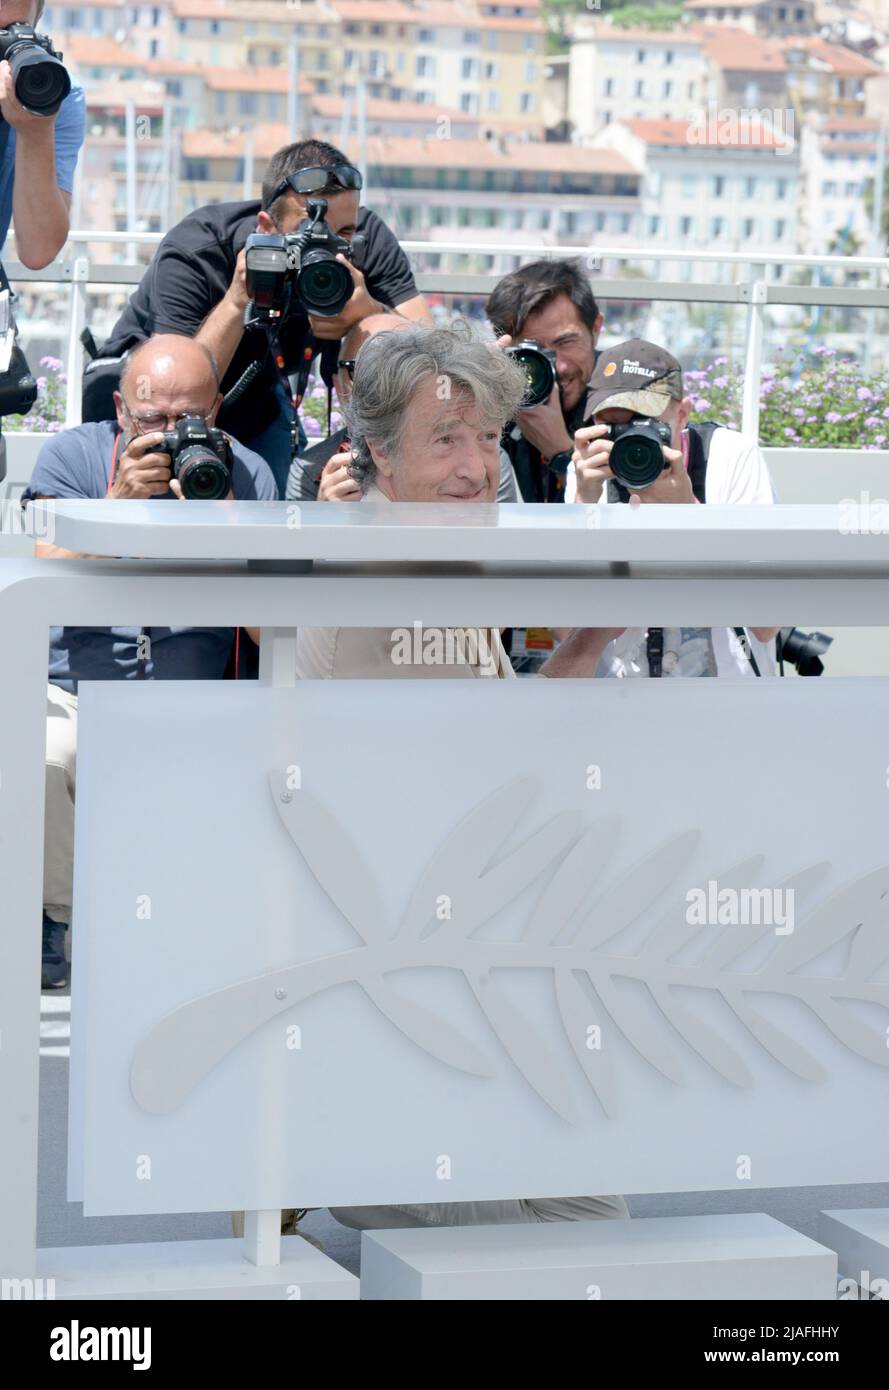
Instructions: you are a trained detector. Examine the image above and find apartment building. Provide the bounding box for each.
[782,36,882,117]
[799,114,882,252]
[592,116,800,277]
[682,0,816,35]
[568,23,708,141]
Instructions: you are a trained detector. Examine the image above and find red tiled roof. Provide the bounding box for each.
[694,25,787,71]
[621,116,791,149]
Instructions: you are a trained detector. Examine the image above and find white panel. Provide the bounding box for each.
[360,1214,838,1301]
[70,679,889,1216]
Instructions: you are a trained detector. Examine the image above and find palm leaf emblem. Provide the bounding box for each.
[130,776,889,1119]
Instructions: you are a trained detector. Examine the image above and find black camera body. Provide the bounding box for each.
[506,339,557,408]
[159,417,234,500]
[244,198,367,324]
[0,24,70,117]
[0,340,37,416]
[606,416,672,492]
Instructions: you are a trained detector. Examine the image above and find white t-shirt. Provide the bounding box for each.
[565,426,778,679]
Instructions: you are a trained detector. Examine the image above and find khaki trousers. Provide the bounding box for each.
[45,683,78,926]
[329,1194,629,1231]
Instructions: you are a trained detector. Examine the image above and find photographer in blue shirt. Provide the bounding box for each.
[0,0,84,267]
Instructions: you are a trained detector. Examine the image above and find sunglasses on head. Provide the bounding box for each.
[268,164,363,207]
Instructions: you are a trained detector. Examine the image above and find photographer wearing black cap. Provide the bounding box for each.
[486,257,602,503]
[569,338,781,678]
[93,139,430,498]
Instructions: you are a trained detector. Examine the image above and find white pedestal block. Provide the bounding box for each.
[360,1214,837,1301]
[818,1209,889,1286]
[36,1237,358,1300]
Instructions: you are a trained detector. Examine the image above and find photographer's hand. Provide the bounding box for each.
[628,445,696,506]
[0,59,58,132]
[110,433,174,499]
[308,256,382,341]
[318,450,361,502]
[515,385,573,460]
[572,424,614,503]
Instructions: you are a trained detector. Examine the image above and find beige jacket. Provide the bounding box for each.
[295,482,515,680]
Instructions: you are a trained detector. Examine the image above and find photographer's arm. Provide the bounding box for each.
[538,627,626,678]
[1,64,71,270]
[196,249,249,381]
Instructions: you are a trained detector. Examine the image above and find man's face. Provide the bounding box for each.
[258,188,360,240]
[0,2,41,26]
[518,292,602,415]
[595,398,691,451]
[114,354,221,442]
[370,376,502,503]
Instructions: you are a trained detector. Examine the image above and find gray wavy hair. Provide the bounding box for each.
[345,322,527,490]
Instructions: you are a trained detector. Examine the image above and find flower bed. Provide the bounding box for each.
[687,348,889,450]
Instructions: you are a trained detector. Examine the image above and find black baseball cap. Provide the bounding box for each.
[585,339,684,418]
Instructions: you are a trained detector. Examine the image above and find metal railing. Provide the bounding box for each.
[6,232,889,438]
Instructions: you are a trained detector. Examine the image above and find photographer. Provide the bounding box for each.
[95,139,431,498]
[568,338,780,678]
[23,333,276,989]
[0,0,84,268]
[486,258,602,503]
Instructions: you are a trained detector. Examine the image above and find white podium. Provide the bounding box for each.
[2,499,888,1299]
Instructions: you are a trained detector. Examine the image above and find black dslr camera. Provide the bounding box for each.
[244,198,367,324]
[506,339,557,407]
[159,417,233,500]
[606,416,672,492]
[0,24,70,117]
[0,266,37,430]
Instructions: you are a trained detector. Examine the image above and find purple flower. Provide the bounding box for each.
[874,435,887,446]
[39,355,63,371]
[813,346,836,357]
[865,416,882,428]
[857,386,875,401]
[713,376,728,388]
[303,416,321,437]
[783,427,798,438]
[825,411,841,423]
[793,407,805,418]
[696,398,711,411]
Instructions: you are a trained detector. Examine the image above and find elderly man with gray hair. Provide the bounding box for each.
[292,324,628,1230]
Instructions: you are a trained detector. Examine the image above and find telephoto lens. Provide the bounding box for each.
[608,418,672,492]
[0,25,70,116]
[506,340,557,408]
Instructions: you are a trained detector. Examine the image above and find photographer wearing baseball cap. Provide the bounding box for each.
[568,338,781,678]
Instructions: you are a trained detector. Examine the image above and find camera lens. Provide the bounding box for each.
[11,47,70,116]
[610,432,664,491]
[174,446,230,500]
[299,254,353,316]
[509,346,556,408]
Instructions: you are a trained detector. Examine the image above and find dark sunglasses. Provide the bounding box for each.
[268,164,363,207]
[337,359,357,378]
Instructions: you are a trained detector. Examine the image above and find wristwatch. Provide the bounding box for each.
[547,449,572,479]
